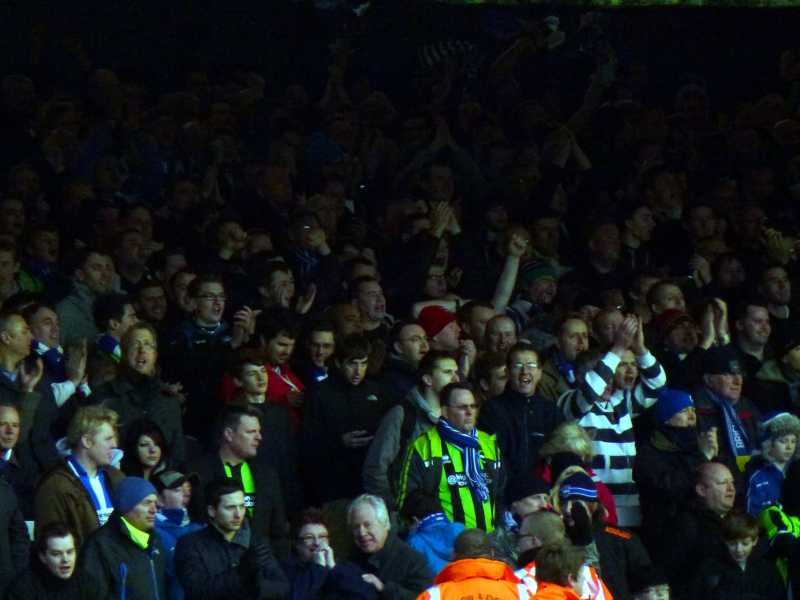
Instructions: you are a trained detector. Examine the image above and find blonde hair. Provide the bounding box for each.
[66,406,119,448]
[539,421,594,464]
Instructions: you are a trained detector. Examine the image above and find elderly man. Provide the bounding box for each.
[347,494,431,599]
[78,477,167,600]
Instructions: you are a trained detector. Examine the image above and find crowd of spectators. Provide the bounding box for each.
[1,3,800,600]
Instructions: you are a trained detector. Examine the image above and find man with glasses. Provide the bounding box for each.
[479,343,563,502]
[163,274,258,440]
[397,382,503,531]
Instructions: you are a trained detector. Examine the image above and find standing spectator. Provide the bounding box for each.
[398,382,503,531]
[694,345,761,478]
[560,315,665,526]
[751,321,800,414]
[524,542,585,600]
[303,334,394,505]
[635,388,717,557]
[56,249,116,346]
[34,405,123,546]
[92,293,139,369]
[4,523,79,600]
[188,405,289,557]
[256,309,305,429]
[363,351,459,509]
[119,419,168,480]
[175,478,289,600]
[479,343,564,498]
[77,477,167,600]
[295,319,336,387]
[381,321,429,399]
[0,402,39,518]
[93,322,185,468]
[732,301,773,382]
[346,494,431,599]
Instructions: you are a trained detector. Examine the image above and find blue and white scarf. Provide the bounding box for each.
[437,418,489,502]
[704,387,752,470]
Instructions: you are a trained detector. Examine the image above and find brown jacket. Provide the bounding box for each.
[537,357,570,403]
[33,461,124,546]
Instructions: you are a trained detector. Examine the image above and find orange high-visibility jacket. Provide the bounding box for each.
[416,558,532,600]
[515,561,614,600]
[532,582,583,600]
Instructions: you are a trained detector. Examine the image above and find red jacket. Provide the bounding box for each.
[220,363,305,429]
[417,558,532,600]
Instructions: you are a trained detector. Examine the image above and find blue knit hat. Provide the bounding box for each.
[655,388,694,424]
[559,471,598,502]
[114,477,157,515]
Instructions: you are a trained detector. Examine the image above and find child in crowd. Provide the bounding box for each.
[746,412,800,515]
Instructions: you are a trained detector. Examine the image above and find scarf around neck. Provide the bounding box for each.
[436,417,489,502]
[704,387,752,471]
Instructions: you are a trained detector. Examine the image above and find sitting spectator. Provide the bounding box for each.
[153,471,204,600]
[34,405,123,545]
[690,511,784,600]
[746,412,800,515]
[417,528,526,600]
[4,522,78,600]
[77,477,167,600]
[175,478,289,600]
[281,507,377,600]
[119,418,168,480]
[345,494,431,598]
[404,491,465,576]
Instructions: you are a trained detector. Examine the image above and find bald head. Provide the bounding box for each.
[453,528,493,560]
[695,462,736,515]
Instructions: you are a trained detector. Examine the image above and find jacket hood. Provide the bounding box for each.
[435,558,518,584]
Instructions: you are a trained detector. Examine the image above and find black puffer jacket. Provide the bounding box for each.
[77,514,167,600]
[593,522,652,600]
[0,480,28,598]
[689,553,785,600]
[4,557,81,600]
[174,519,288,600]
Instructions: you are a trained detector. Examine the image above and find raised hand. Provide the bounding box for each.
[20,358,44,393]
[65,339,88,386]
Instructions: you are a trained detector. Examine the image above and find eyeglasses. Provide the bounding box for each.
[298,534,329,545]
[510,362,539,370]
[197,294,226,302]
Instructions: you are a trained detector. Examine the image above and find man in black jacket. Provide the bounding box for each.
[345,494,431,600]
[77,477,167,600]
[188,405,289,558]
[303,334,395,506]
[175,478,288,600]
[93,322,185,468]
[478,342,563,500]
[5,522,79,600]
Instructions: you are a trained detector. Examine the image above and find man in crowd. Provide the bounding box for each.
[57,249,116,346]
[175,478,288,600]
[363,351,460,508]
[398,382,503,531]
[5,522,79,600]
[538,314,590,402]
[35,405,123,545]
[78,477,167,600]
[382,321,429,398]
[188,405,289,557]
